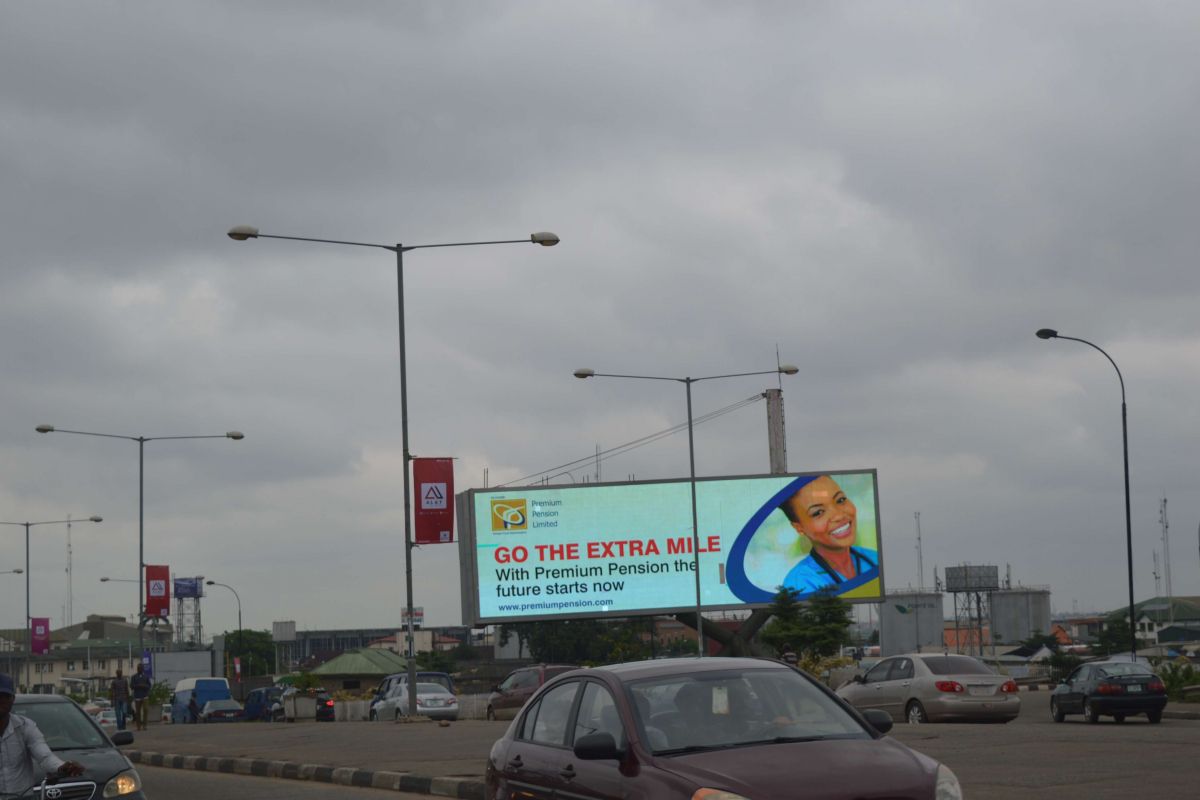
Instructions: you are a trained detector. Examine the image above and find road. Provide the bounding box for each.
[139,765,433,798]
[128,696,1200,798]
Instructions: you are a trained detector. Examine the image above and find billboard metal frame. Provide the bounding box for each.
[457,469,886,626]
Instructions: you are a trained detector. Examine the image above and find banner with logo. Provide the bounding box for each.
[145,564,171,618]
[30,617,51,654]
[141,650,153,679]
[457,470,885,625]
[234,657,242,678]
[413,457,454,544]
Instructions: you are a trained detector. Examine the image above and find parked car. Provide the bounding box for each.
[486,656,961,799]
[836,653,1020,724]
[13,693,145,798]
[200,698,246,723]
[170,677,232,724]
[243,686,284,722]
[92,709,119,731]
[373,682,459,721]
[271,687,335,722]
[1050,659,1167,724]
[370,671,456,711]
[486,663,578,721]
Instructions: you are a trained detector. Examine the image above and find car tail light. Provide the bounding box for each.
[325,699,335,707]
[447,697,457,705]
[1149,679,1166,693]
[935,681,965,693]
[1096,682,1125,695]
[1000,680,1018,694]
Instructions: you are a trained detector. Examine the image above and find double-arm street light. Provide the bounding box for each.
[573,365,799,655]
[36,426,244,656]
[1036,328,1136,660]
[206,580,244,696]
[0,516,102,689]
[228,224,559,716]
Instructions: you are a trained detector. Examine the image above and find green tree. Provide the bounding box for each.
[760,587,853,658]
[1094,618,1141,657]
[415,649,456,673]
[498,619,651,664]
[1020,631,1059,652]
[221,628,275,677]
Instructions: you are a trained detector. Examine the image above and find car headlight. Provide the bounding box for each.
[103,768,142,797]
[936,764,963,800]
[693,791,751,800]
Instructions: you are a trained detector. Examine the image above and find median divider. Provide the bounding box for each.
[127,750,486,799]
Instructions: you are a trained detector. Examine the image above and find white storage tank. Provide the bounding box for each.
[989,588,1052,645]
[880,592,944,656]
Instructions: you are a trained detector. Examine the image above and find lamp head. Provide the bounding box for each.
[35,425,54,433]
[205,580,215,586]
[573,368,595,379]
[226,431,245,440]
[531,232,560,247]
[13,569,23,574]
[1036,328,1058,340]
[100,577,111,582]
[227,225,260,241]
[779,364,799,375]
[89,516,102,523]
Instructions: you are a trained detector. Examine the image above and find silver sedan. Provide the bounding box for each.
[373,682,459,721]
[836,653,1020,724]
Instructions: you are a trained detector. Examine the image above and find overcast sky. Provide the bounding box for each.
[3,2,1198,641]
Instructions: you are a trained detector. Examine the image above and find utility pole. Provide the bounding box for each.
[1160,498,1173,622]
[914,512,924,590]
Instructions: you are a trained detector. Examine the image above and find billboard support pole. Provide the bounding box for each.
[684,379,703,657]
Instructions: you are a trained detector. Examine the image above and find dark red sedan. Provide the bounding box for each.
[486,656,962,799]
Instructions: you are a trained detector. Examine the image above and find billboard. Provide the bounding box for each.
[457,470,884,625]
[174,577,204,599]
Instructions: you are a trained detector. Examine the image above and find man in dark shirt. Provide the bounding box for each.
[109,669,130,731]
[130,664,152,731]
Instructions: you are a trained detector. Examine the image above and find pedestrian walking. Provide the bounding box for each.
[109,669,130,731]
[130,663,151,731]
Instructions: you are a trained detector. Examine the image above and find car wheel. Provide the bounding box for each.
[906,701,928,725]
[486,705,496,721]
[1148,710,1162,724]
[1084,699,1100,724]
[1113,714,1125,724]
[1050,699,1065,723]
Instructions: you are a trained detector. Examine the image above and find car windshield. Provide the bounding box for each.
[416,683,450,695]
[14,702,108,750]
[628,667,867,755]
[1097,663,1153,677]
[919,655,995,676]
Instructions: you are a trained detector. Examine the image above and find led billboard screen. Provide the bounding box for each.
[457,470,884,625]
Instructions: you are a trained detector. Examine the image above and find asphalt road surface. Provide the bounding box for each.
[139,765,433,799]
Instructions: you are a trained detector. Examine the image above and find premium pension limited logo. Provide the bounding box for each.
[491,498,528,531]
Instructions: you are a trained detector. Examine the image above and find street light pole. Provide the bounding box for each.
[36,426,244,657]
[573,365,799,656]
[1036,328,1137,660]
[0,517,101,690]
[228,224,559,716]
[206,581,243,697]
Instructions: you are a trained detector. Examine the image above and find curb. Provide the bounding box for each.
[127,750,486,799]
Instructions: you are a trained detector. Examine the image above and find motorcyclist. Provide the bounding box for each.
[0,673,84,795]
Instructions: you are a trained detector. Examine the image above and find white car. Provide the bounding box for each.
[373,682,458,721]
[94,709,119,730]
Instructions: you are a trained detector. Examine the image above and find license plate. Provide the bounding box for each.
[1127,685,1143,693]
[968,686,993,697]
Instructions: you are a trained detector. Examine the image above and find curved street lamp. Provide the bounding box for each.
[36,426,244,655]
[228,224,559,717]
[206,580,244,697]
[1036,328,1136,659]
[574,365,799,655]
[0,516,102,688]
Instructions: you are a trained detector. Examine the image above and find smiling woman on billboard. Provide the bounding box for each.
[726,472,881,604]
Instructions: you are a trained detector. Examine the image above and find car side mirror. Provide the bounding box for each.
[574,732,622,760]
[861,709,893,735]
[854,674,865,684]
[111,731,134,747]
[491,685,501,693]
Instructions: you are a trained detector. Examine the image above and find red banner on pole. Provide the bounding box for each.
[30,617,50,655]
[234,657,242,678]
[145,565,171,618]
[413,457,454,544]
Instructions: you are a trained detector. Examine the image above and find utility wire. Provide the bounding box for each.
[495,393,767,488]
